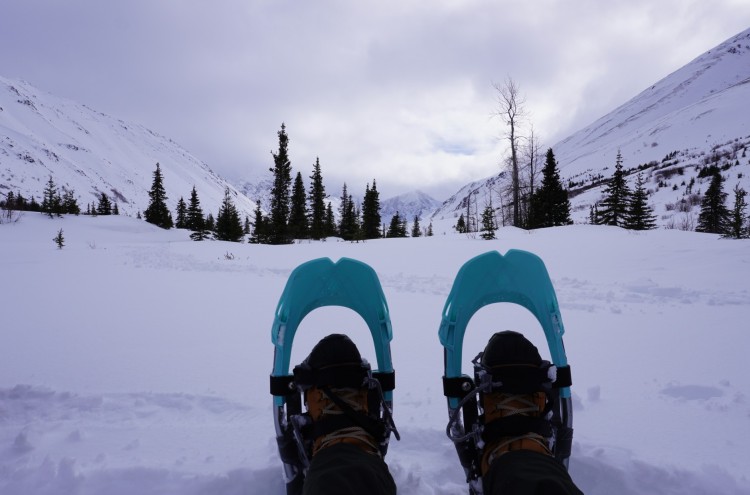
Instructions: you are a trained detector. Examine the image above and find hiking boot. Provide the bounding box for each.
[301,334,380,457]
[479,331,553,475]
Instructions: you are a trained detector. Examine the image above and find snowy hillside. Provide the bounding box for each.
[1,215,749,494]
[432,28,750,229]
[0,76,255,217]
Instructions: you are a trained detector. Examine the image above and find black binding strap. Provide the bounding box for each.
[373,371,396,392]
[293,363,368,389]
[553,366,572,388]
[481,415,553,441]
[270,375,295,396]
[443,375,475,398]
[483,364,572,393]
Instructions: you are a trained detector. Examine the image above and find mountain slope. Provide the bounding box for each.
[432,28,750,229]
[0,76,255,217]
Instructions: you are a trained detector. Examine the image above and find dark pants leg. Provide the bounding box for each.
[483,451,583,495]
[302,443,396,495]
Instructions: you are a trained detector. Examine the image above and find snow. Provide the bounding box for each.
[2,213,749,494]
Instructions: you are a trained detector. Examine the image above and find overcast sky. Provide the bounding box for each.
[2,1,750,199]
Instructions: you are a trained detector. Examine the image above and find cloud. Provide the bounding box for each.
[1,0,749,199]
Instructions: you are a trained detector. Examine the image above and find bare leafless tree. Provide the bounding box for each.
[493,77,526,227]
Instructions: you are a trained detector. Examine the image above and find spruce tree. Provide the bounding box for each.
[625,173,657,230]
[249,199,267,244]
[726,183,747,239]
[338,184,358,241]
[62,190,80,215]
[175,197,188,228]
[187,187,209,240]
[97,193,112,215]
[387,212,407,238]
[268,123,293,244]
[528,148,572,228]
[455,213,466,233]
[186,186,204,229]
[205,213,215,233]
[598,151,631,227]
[411,215,422,237]
[427,222,434,236]
[308,158,327,240]
[144,163,173,229]
[481,204,497,240]
[697,172,729,234]
[288,172,309,239]
[361,180,382,240]
[324,202,336,237]
[113,203,119,215]
[41,176,61,218]
[215,188,244,242]
[53,228,65,249]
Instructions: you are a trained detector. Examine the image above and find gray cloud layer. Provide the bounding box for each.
[2,0,749,199]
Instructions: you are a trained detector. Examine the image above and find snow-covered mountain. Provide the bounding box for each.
[380,190,442,224]
[432,28,750,229]
[0,76,256,217]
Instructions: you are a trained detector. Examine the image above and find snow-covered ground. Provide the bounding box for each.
[1,214,749,494]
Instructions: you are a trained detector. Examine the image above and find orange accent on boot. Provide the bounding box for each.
[480,391,552,475]
[304,387,379,457]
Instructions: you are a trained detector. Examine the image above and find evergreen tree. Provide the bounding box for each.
[481,204,497,240]
[53,228,65,249]
[697,172,729,234]
[113,203,119,215]
[598,151,631,227]
[186,187,209,240]
[338,184,359,240]
[249,199,268,244]
[324,202,336,237]
[361,180,382,239]
[288,172,309,239]
[175,197,188,228]
[268,123,293,244]
[528,148,572,228]
[725,183,747,239]
[411,215,422,237]
[97,193,112,215]
[215,188,244,242]
[387,212,407,238]
[4,191,15,210]
[41,176,62,217]
[61,190,80,215]
[426,222,434,236]
[308,158,327,240]
[625,173,657,230]
[243,215,251,236]
[455,213,467,233]
[186,186,204,230]
[205,213,216,233]
[144,163,173,229]
[29,195,40,212]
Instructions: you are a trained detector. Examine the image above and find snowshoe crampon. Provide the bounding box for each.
[270,257,398,495]
[439,250,573,494]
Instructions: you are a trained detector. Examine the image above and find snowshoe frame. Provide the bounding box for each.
[439,250,573,493]
[270,257,396,495]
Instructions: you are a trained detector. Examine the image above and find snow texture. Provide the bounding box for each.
[1,214,749,494]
